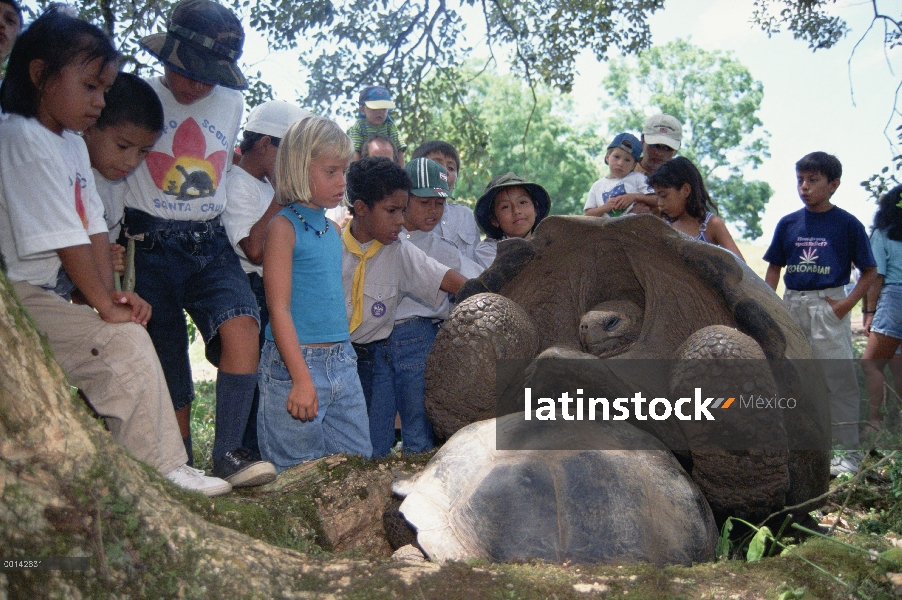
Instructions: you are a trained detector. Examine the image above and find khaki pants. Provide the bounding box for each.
[14,281,187,474]
[784,286,860,448]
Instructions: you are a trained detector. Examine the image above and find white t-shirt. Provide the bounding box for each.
[122,77,243,221]
[584,171,651,214]
[325,204,349,225]
[342,239,449,344]
[394,228,484,321]
[475,237,499,269]
[222,165,273,276]
[0,115,108,286]
[94,168,129,242]
[434,201,481,263]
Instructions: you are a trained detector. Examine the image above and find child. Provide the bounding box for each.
[401,158,482,285]
[764,151,877,474]
[648,156,745,261]
[607,114,684,216]
[376,158,483,454]
[0,7,229,495]
[222,100,310,457]
[224,100,311,325]
[83,72,162,248]
[584,133,652,218]
[410,140,482,262]
[343,157,467,456]
[411,140,461,191]
[0,0,22,68]
[120,0,274,487]
[861,185,902,431]
[473,172,551,268]
[258,116,372,471]
[347,85,406,165]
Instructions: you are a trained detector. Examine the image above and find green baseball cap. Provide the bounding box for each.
[405,158,451,198]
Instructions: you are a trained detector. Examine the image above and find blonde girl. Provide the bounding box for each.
[258,116,372,471]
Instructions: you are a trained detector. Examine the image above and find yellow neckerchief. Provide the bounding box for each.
[342,222,383,332]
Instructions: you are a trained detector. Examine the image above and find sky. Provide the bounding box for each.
[241,0,899,244]
[570,0,902,245]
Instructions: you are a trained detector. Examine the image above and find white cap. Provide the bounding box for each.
[642,114,683,150]
[245,101,312,139]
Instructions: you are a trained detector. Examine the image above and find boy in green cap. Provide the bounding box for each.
[342,157,468,456]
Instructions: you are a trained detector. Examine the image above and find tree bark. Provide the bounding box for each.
[0,274,417,597]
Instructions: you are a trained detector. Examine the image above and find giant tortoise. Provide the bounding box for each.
[424,215,831,522]
[394,413,718,565]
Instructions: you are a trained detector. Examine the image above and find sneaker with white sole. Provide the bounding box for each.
[165,464,232,496]
[213,447,277,487]
[830,452,861,477]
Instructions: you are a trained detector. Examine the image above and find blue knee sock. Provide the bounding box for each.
[241,386,261,459]
[183,435,193,468]
[213,371,257,464]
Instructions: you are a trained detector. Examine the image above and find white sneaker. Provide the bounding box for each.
[165,464,232,496]
[830,452,861,477]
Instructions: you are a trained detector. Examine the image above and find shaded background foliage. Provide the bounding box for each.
[18,0,902,216]
[751,0,902,200]
[20,0,663,215]
[429,67,602,214]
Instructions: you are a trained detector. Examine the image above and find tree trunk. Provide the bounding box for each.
[0,274,426,597]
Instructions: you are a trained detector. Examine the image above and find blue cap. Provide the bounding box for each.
[606,132,642,162]
[358,86,395,109]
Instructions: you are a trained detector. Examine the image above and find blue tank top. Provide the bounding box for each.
[264,204,349,344]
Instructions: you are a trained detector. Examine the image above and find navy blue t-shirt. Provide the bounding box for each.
[763,206,875,291]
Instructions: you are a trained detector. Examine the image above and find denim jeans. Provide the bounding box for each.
[122,208,259,410]
[257,339,372,472]
[355,317,438,457]
[872,284,902,340]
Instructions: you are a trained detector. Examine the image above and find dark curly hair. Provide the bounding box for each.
[346,156,411,216]
[872,184,902,242]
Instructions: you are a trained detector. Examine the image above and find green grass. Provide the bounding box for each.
[190,379,216,472]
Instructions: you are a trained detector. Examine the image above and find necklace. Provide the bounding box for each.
[288,204,330,237]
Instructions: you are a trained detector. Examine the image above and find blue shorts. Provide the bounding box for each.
[873,284,902,341]
[123,208,259,410]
